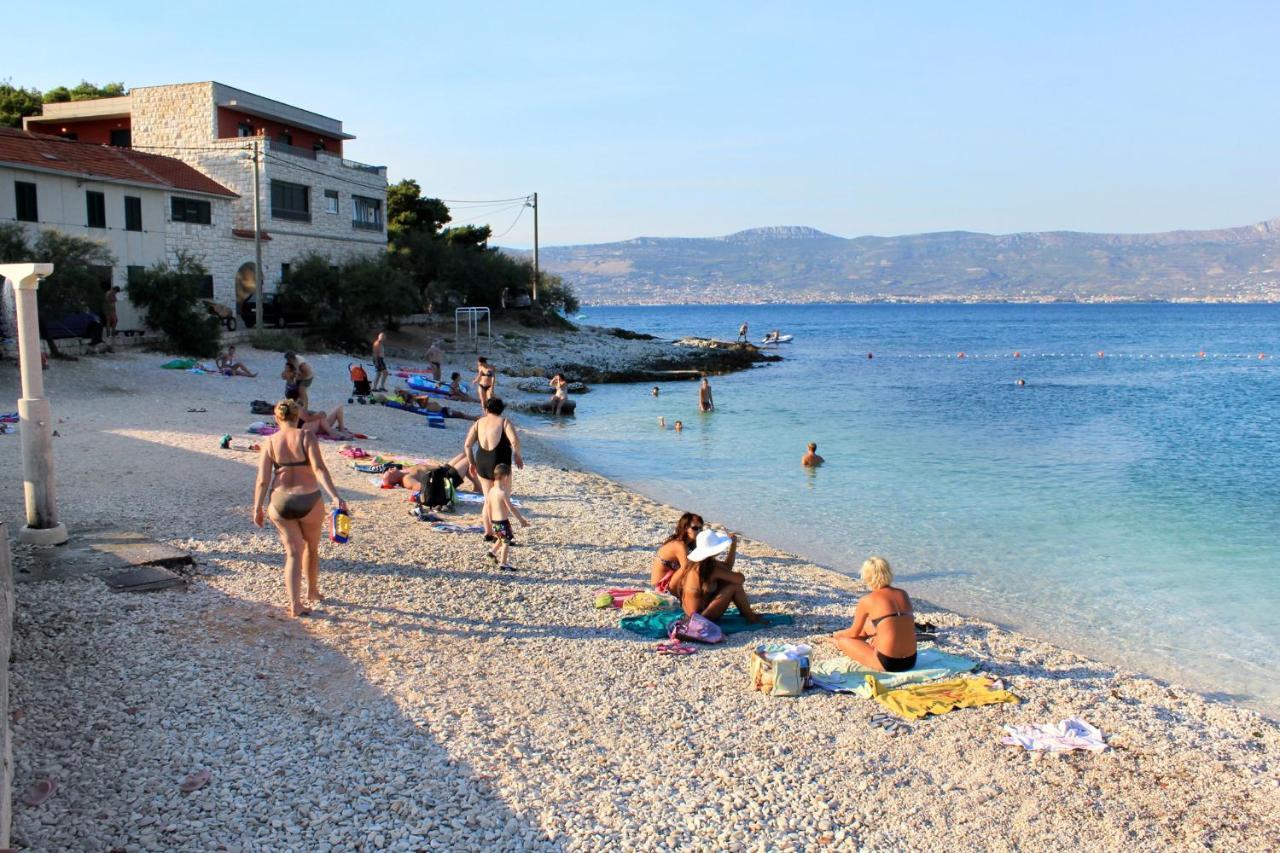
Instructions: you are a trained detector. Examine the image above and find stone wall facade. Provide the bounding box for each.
[0,165,236,328]
[129,83,388,302]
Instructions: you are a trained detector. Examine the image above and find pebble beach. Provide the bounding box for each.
[2,338,1277,851]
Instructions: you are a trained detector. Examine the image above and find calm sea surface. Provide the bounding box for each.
[523,304,1280,713]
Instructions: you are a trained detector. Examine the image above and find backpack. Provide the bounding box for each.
[250,400,274,415]
[418,465,457,511]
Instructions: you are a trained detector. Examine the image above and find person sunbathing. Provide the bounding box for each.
[382,451,481,493]
[217,345,257,377]
[392,387,477,420]
[670,527,762,623]
[300,406,354,439]
[833,556,917,672]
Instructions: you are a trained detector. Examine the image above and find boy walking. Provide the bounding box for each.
[484,463,529,570]
[372,332,389,392]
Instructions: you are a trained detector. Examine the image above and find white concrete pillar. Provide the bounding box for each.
[0,264,67,546]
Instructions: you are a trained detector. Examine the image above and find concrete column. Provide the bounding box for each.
[0,264,68,546]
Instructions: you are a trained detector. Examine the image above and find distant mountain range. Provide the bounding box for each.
[504,219,1280,304]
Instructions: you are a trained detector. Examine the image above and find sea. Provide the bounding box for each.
[523,303,1280,715]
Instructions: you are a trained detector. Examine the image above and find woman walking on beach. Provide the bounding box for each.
[474,357,497,410]
[252,399,346,617]
[833,556,917,672]
[698,376,714,412]
[464,398,523,539]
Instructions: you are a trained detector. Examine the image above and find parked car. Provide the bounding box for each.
[239,293,308,328]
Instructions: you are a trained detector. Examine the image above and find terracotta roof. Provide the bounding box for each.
[0,127,237,198]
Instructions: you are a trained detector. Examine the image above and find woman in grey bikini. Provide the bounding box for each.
[253,399,346,617]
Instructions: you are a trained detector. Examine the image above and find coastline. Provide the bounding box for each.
[2,342,1276,849]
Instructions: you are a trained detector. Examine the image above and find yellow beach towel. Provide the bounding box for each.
[867,675,1019,720]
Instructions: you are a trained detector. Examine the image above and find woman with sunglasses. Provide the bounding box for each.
[651,512,703,593]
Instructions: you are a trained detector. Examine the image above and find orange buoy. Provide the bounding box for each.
[1261,353,1267,360]
[1198,351,1206,358]
[1097,351,1105,358]
[957,352,966,359]
[1013,351,1021,358]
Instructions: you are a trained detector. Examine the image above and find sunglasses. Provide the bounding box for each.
[689,525,703,532]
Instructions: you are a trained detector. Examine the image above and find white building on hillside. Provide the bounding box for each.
[24,81,388,317]
[0,127,238,331]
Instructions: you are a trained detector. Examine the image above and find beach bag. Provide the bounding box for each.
[419,466,456,511]
[669,612,723,644]
[250,400,274,415]
[749,646,810,698]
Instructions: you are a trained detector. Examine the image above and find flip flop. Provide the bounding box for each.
[180,769,210,793]
[23,777,57,806]
[656,640,697,655]
[499,564,517,571]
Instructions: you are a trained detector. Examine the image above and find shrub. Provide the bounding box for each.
[250,328,307,353]
[126,253,221,357]
[280,251,416,351]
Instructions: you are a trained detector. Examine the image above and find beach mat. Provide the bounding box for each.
[620,607,793,639]
[809,646,977,697]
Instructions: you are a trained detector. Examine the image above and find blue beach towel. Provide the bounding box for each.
[620,607,794,639]
[809,646,977,697]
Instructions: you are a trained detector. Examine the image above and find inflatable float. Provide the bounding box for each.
[760,334,794,344]
[405,374,469,397]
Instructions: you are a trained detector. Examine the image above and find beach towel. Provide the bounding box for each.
[161,358,196,370]
[456,492,520,507]
[1001,718,1107,753]
[868,675,1019,720]
[619,607,793,639]
[431,522,484,534]
[809,647,977,697]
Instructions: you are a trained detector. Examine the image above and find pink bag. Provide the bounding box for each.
[670,612,723,644]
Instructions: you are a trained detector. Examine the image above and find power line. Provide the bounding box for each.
[447,202,527,229]
[438,195,530,204]
[490,204,528,239]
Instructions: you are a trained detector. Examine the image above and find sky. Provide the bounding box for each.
[8,1,1280,248]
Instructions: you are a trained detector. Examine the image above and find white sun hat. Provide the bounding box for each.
[687,528,733,562]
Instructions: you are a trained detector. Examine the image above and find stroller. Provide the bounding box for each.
[348,363,373,403]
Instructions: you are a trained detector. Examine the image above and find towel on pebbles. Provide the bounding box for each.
[809,646,977,697]
[619,608,794,639]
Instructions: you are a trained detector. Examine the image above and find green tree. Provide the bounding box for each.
[0,80,43,128]
[386,178,450,243]
[42,81,126,103]
[126,253,221,357]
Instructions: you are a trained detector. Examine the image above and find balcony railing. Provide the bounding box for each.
[342,158,384,175]
[266,139,318,160]
[352,220,383,232]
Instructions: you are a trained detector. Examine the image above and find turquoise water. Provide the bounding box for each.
[527,304,1280,713]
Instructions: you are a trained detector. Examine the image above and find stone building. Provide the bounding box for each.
[0,126,237,331]
[24,81,388,318]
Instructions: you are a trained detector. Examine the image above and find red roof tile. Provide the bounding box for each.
[0,127,237,198]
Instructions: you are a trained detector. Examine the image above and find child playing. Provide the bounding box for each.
[483,463,529,570]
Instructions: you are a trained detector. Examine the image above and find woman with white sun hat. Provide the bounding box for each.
[671,527,763,623]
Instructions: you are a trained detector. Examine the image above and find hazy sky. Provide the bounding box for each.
[10,2,1279,247]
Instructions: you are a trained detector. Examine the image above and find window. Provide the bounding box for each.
[109,129,131,147]
[276,130,293,146]
[193,275,214,299]
[352,195,382,231]
[15,182,37,222]
[124,196,142,232]
[171,196,211,224]
[86,191,106,228]
[127,265,145,286]
[324,189,339,214]
[280,263,291,282]
[237,122,253,138]
[271,180,310,222]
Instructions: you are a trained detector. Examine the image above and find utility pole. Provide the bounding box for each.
[531,192,540,303]
[252,138,264,330]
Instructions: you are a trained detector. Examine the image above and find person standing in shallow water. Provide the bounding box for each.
[802,442,824,467]
[737,321,749,343]
[698,376,714,412]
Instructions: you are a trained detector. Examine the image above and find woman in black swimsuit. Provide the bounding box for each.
[253,399,345,617]
[463,397,523,538]
[473,357,497,410]
[833,555,917,672]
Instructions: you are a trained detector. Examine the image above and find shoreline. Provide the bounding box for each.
[2,344,1277,849]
